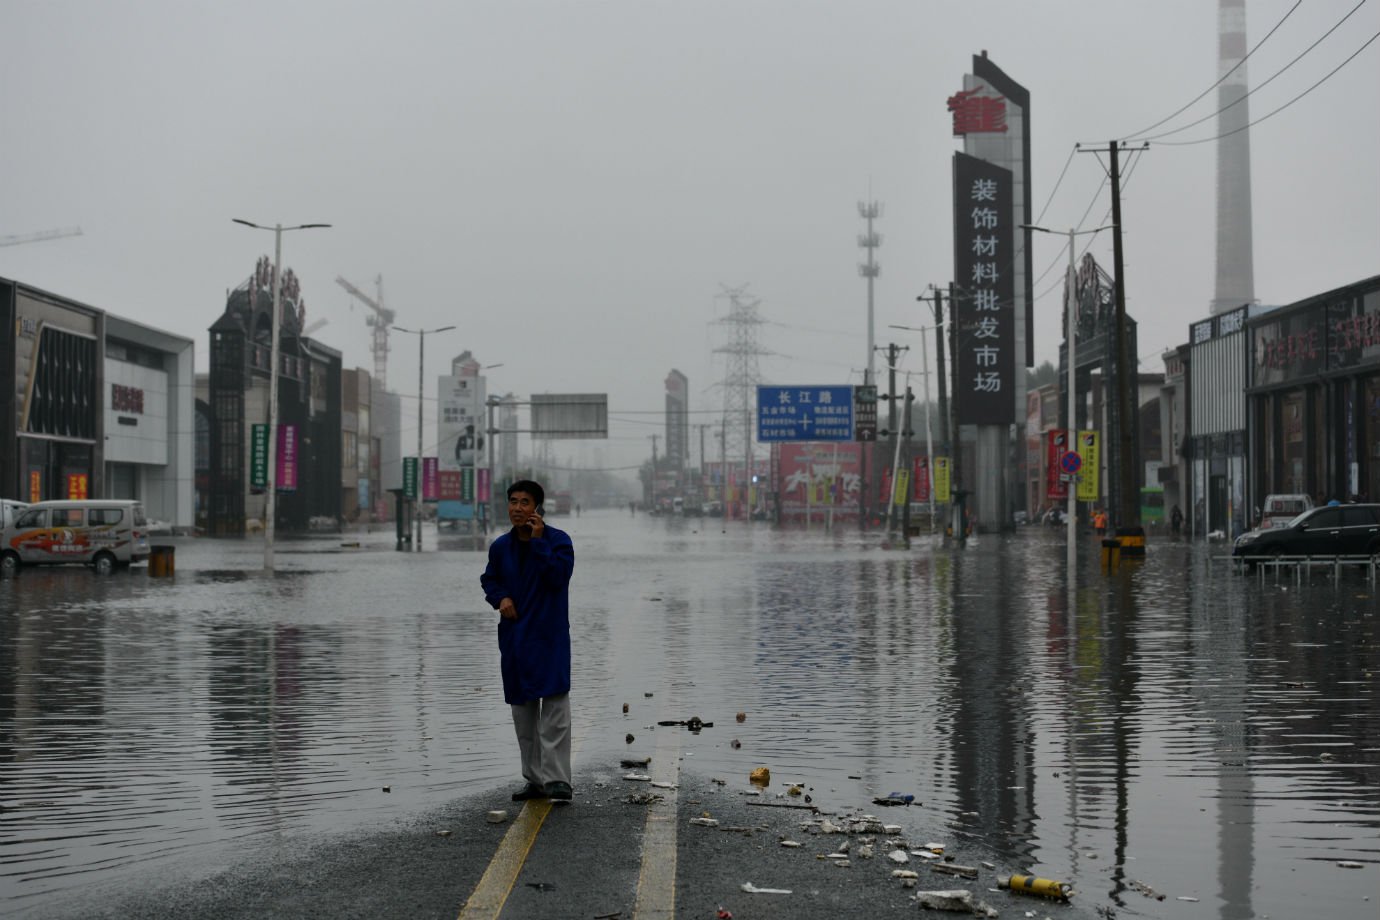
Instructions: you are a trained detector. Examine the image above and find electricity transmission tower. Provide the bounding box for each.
[713,284,771,513]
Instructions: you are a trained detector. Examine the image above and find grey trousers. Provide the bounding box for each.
[510,694,571,787]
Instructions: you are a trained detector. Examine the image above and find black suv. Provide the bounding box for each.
[1233,503,1380,563]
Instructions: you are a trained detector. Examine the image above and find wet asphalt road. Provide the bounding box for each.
[2,510,1376,918]
[73,767,1103,920]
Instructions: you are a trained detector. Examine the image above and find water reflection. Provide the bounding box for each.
[1,520,1376,919]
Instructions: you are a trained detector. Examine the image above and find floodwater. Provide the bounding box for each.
[1,511,1376,918]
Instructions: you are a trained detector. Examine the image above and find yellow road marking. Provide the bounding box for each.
[632,711,683,920]
[457,799,552,920]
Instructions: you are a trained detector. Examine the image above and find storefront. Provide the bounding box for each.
[2,278,103,503]
[1246,275,1380,511]
[1187,305,1251,537]
[103,316,195,528]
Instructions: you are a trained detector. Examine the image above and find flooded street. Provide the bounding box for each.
[2,511,1376,918]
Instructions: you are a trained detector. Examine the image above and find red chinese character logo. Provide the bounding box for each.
[947,87,1008,135]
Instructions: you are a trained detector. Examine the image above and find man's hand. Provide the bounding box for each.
[498,597,518,620]
[527,512,544,539]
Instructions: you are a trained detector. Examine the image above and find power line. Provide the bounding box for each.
[1131,0,1369,143]
[1154,27,1380,147]
[1119,0,1304,140]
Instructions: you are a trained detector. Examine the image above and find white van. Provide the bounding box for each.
[2,499,150,574]
[1,499,28,533]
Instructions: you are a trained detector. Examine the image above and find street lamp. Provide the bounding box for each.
[889,321,945,535]
[232,218,331,572]
[392,324,456,552]
[1021,223,1113,581]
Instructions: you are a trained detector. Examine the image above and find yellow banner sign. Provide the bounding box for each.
[893,468,910,507]
[1077,430,1100,502]
[933,456,951,503]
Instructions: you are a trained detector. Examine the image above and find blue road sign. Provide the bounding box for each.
[757,385,855,442]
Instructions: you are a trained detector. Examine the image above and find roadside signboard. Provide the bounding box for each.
[757,385,854,442]
[1077,430,1100,501]
[853,385,877,442]
[1060,451,1082,475]
[933,456,951,503]
[250,423,269,490]
[422,457,439,501]
[403,457,418,500]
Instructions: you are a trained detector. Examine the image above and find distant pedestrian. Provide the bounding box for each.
[1170,504,1183,537]
[480,480,577,804]
[1093,507,1108,536]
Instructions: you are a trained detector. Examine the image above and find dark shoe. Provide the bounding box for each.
[545,781,573,802]
[511,783,548,802]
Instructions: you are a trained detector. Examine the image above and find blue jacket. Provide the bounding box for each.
[480,525,575,704]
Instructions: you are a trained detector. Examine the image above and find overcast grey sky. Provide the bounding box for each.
[4,0,1377,470]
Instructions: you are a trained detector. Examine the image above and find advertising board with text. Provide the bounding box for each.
[757,385,854,442]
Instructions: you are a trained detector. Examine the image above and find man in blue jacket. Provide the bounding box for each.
[480,480,577,803]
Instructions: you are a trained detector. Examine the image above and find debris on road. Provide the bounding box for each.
[1128,878,1165,900]
[689,817,720,827]
[485,810,507,824]
[999,874,1072,900]
[931,863,980,879]
[780,840,802,848]
[736,711,747,722]
[624,792,663,805]
[888,849,910,864]
[872,792,915,807]
[749,767,771,786]
[913,889,974,912]
[740,882,792,895]
[623,773,652,782]
[620,756,651,768]
[1337,860,1364,869]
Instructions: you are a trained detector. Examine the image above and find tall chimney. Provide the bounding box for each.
[1212,0,1255,315]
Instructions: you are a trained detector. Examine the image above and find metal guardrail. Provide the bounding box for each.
[1228,553,1378,586]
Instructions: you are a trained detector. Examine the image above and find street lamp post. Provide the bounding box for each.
[1022,223,1113,582]
[392,324,455,552]
[232,218,331,572]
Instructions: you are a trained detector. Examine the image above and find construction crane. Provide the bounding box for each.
[0,226,83,248]
[335,274,395,392]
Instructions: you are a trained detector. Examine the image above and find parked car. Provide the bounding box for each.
[1257,493,1314,531]
[2,499,150,574]
[1232,503,1380,566]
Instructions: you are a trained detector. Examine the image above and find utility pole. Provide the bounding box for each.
[901,383,915,542]
[1109,140,1137,535]
[697,423,708,505]
[932,287,949,454]
[877,342,908,539]
[1079,139,1148,553]
[947,288,966,545]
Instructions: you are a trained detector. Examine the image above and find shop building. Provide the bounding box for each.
[1246,274,1380,511]
[206,260,341,535]
[103,315,195,527]
[2,277,194,525]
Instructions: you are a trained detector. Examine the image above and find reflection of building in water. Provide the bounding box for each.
[1188,578,1255,920]
[942,552,1038,863]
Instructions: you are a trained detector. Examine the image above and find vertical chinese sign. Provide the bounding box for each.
[913,456,931,502]
[933,457,951,503]
[276,424,298,492]
[952,152,1015,426]
[1046,430,1070,502]
[67,474,89,500]
[402,457,418,500]
[1077,430,1100,502]
[250,424,269,490]
[422,457,439,501]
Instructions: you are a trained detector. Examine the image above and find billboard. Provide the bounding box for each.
[757,385,854,442]
[438,373,487,473]
[953,152,1015,426]
[531,394,608,439]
